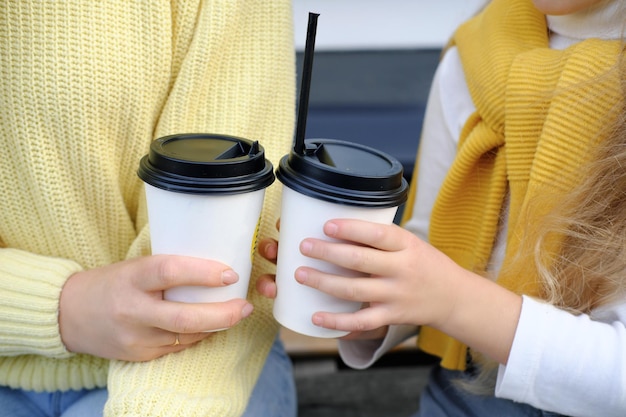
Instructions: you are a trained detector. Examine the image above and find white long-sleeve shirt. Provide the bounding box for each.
[339,2,626,416]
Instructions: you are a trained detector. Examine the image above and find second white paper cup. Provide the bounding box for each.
[272,138,408,338]
[273,186,398,338]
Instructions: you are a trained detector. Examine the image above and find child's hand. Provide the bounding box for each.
[294,219,460,331]
[296,218,522,364]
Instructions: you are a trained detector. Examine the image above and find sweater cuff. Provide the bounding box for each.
[0,248,83,358]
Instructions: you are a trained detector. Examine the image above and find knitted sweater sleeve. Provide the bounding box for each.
[0,249,83,358]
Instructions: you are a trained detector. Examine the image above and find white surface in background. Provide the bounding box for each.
[293,0,487,50]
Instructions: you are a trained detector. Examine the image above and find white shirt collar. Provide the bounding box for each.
[547,0,624,49]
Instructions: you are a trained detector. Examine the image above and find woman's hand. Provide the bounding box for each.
[59,255,253,362]
[256,237,280,299]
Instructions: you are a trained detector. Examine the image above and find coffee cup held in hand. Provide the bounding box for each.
[138,133,274,308]
[273,138,408,338]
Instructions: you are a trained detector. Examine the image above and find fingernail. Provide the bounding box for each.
[295,268,308,284]
[242,303,254,318]
[221,270,239,285]
[265,241,277,258]
[300,240,312,255]
[325,221,338,236]
[312,314,323,326]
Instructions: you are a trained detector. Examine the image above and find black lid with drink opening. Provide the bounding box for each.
[138,133,275,195]
[276,138,408,208]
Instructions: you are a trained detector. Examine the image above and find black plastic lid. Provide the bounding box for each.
[276,139,408,207]
[138,133,275,194]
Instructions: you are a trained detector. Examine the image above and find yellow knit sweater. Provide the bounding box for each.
[403,0,623,370]
[0,1,295,416]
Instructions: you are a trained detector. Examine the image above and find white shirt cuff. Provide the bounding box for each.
[338,325,418,369]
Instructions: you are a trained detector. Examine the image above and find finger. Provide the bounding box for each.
[256,274,277,299]
[312,307,389,333]
[258,238,278,263]
[295,267,390,303]
[134,343,192,361]
[136,255,239,292]
[324,219,407,252]
[157,335,210,358]
[107,327,213,362]
[340,326,389,341]
[146,298,253,333]
[300,238,395,276]
[157,330,213,348]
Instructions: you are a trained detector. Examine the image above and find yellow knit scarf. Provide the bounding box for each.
[403,0,623,370]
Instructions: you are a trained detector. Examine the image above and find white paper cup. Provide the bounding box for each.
[273,187,398,338]
[138,133,275,307]
[273,139,408,338]
[145,183,264,303]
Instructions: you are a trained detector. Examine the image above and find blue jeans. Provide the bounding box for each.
[0,338,296,417]
[412,366,565,417]
[242,337,296,417]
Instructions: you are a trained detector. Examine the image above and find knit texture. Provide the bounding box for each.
[402,0,623,370]
[0,1,295,415]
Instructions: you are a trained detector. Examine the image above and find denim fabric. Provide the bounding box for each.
[0,388,106,417]
[242,337,297,417]
[411,366,565,417]
[0,337,296,417]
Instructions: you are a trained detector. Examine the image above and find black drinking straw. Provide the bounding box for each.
[294,12,320,155]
